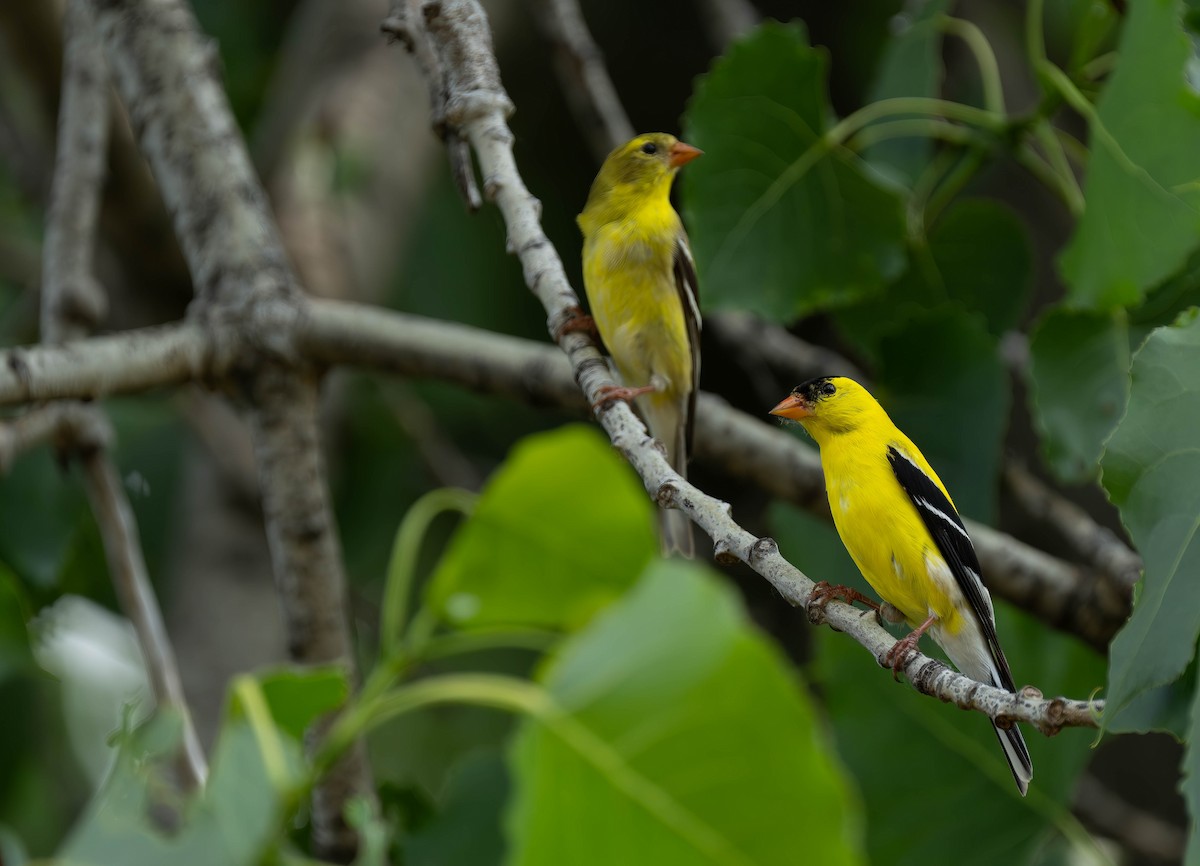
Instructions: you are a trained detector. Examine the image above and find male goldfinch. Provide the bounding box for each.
[577,133,702,557]
[771,376,1033,795]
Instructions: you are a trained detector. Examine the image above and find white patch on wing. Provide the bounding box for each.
[913,495,971,541]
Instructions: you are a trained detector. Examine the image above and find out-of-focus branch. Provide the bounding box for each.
[696,0,758,49]
[1005,462,1141,589]
[379,0,1104,733]
[300,302,1128,650]
[1074,774,1186,862]
[93,0,373,856]
[382,0,481,210]
[526,0,632,160]
[40,0,207,791]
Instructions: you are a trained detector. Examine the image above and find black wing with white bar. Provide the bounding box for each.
[886,445,1016,691]
[672,235,701,459]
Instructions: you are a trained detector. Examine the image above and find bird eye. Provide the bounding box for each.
[820,381,837,396]
[641,142,657,155]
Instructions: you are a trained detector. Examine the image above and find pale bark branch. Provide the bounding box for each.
[526,0,633,160]
[42,0,208,790]
[382,0,1102,733]
[92,0,373,855]
[300,302,1126,650]
[0,322,216,404]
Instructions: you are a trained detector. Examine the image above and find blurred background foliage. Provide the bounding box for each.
[1,0,1199,863]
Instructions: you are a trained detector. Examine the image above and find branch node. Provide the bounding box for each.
[749,536,778,564]
[712,539,739,565]
[655,481,677,509]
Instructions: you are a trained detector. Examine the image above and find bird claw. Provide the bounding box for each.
[884,634,921,681]
[808,581,881,613]
[554,306,598,341]
[592,383,656,413]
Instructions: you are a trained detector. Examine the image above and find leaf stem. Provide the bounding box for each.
[848,118,988,152]
[312,673,550,779]
[938,15,1006,115]
[379,487,476,661]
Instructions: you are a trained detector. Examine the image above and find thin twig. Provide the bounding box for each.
[385,2,1104,733]
[42,0,206,789]
[526,0,632,160]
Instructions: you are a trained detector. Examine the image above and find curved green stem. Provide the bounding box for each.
[1015,142,1084,217]
[847,118,988,152]
[924,147,988,225]
[1026,0,1048,78]
[379,487,476,662]
[232,675,294,793]
[416,627,560,662]
[939,16,1005,114]
[1033,119,1084,211]
[711,96,1006,275]
[313,673,550,780]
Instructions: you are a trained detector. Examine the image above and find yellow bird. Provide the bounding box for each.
[771,377,1032,795]
[577,133,702,557]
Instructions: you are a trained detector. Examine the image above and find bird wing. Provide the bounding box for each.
[886,445,1016,692]
[672,234,701,458]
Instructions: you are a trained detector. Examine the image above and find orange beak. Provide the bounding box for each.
[770,394,812,421]
[669,141,703,168]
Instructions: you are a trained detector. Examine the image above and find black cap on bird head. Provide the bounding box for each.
[769,377,839,421]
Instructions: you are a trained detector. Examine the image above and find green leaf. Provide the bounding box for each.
[258,666,349,740]
[1101,309,1200,725]
[506,560,864,866]
[1028,308,1131,482]
[863,0,949,183]
[405,750,508,866]
[0,566,32,683]
[682,21,907,322]
[876,308,1009,523]
[1058,0,1200,310]
[426,425,656,631]
[926,200,1032,335]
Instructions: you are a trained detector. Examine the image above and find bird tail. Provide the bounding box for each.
[991,717,1032,797]
[640,394,694,558]
[938,624,1033,795]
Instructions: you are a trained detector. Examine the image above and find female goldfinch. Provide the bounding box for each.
[770,377,1033,795]
[578,133,702,558]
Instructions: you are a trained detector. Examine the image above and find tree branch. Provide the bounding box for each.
[1005,462,1141,589]
[43,0,206,789]
[526,0,632,160]
[93,0,373,856]
[382,0,1103,733]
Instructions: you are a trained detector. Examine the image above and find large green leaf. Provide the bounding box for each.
[426,425,656,631]
[682,22,907,322]
[1028,308,1131,482]
[863,0,949,184]
[405,750,508,866]
[877,308,1009,523]
[773,507,1107,863]
[1058,0,1200,309]
[506,560,864,865]
[1101,309,1200,726]
[0,566,31,683]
